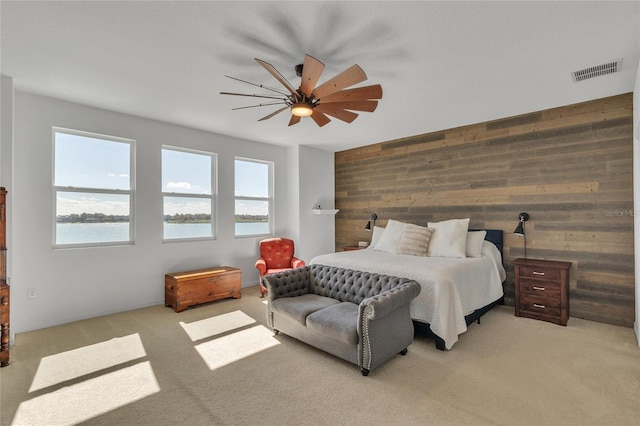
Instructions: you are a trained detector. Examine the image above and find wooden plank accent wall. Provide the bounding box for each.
[335,93,634,327]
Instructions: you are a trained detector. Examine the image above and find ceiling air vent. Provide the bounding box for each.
[572,59,622,82]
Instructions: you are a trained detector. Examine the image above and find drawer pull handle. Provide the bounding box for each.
[532,271,545,276]
[533,286,545,291]
[533,303,546,309]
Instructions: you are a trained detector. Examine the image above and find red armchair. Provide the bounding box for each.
[255,238,305,297]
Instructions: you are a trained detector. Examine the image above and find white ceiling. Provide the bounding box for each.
[1,1,639,152]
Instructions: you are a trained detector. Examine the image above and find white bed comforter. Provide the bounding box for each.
[310,241,506,349]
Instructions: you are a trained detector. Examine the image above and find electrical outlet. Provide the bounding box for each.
[27,288,38,299]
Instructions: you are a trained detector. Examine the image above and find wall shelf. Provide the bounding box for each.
[312,209,339,215]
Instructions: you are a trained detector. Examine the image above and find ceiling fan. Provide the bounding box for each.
[220,54,383,127]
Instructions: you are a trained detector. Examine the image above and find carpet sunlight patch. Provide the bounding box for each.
[29,333,146,392]
[13,361,160,426]
[195,325,279,370]
[179,310,256,342]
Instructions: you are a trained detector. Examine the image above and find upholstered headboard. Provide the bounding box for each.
[470,229,503,258]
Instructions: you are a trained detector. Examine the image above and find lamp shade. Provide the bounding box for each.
[513,212,530,258]
[364,213,377,231]
[514,222,525,236]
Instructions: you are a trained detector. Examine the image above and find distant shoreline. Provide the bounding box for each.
[57,217,268,224]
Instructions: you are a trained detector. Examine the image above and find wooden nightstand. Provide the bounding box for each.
[343,245,366,251]
[512,258,571,326]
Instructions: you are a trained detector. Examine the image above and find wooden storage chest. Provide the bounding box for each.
[165,266,241,312]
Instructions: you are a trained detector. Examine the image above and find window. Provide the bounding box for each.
[54,128,134,247]
[234,158,273,237]
[162,147,216,240]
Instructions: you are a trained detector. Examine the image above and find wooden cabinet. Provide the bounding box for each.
[342,246,365,251]
[165,266,241,313]
[513,258,571,326]
[0,284,8,367]
[0,187,8,367]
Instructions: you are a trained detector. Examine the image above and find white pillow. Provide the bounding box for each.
[368,226,386,249]
[372,219,405,254]
[466,230,487,257]
[427,218,470,258]
[398,223,434,256]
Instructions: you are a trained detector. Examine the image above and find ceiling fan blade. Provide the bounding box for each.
[310,110,331,127]
[321,100,378,113]
[231,101,288,111]
[300,54,325,97]
[314,104,359,123]
[224,75,290,96]
[220,91,287,101]
[312,64,367,100]
[319,84,383,103]
[258,106,289,121]
[255,58,299,96]
[288,115,301,126]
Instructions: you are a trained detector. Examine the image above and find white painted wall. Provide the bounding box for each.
[0,76,13,261]
[634,57,640,347]
[0,75,14,343]
[285,145,301,246]
[0,75,13,188]
[9,91,334,334]
[297,145,336,261]
[280,144,336,263]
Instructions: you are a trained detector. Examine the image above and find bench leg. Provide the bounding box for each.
[360,367,370,376]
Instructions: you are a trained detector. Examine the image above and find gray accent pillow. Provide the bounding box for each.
[398,223,434,256]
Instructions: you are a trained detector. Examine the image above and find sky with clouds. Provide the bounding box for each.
[55,132,269,217]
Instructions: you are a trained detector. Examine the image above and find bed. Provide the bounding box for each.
[310,224,506,350]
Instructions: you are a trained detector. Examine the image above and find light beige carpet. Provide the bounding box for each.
[1,285,638,426]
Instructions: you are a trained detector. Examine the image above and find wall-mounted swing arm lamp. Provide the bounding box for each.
[364,213,378,231]
[514,212,530,258]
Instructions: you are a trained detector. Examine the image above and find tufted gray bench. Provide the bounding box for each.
[263,264,421,376]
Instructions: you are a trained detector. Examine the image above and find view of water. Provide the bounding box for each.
[164,223,212,239]
[234,222,269,236]
[57,222,130,244]
[56,222,269,244]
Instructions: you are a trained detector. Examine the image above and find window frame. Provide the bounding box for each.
[161,146,217,242]
[234,157,274,238]
[52,127,136,249]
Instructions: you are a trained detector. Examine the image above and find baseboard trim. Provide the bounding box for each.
[14,299,164,336]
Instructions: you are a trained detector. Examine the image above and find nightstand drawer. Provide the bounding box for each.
[517,265,560,282]
[519,294,561,317]
[518,278,561,298]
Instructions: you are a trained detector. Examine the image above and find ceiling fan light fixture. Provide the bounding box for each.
[221,54,383,127]
[291,103,313,117]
